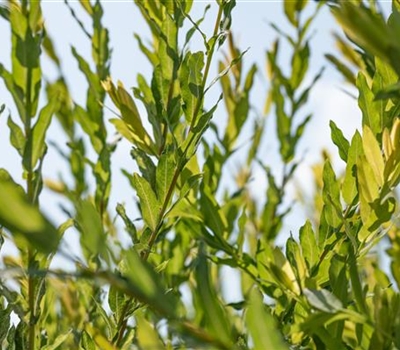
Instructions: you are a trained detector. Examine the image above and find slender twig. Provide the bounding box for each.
[25,59,37,350]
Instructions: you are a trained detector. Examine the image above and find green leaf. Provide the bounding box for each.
[199,185,227,238]
[134,34,158,66]
[299,220,318,271]
[325,54,356,85]
[329,255,348,308]
[116,203,138,243]
[291,42,310,89]
[357,155,379,228]
[10,4,42,118]
[108,284,128,323]
[192,94,222,135]
[304,288,343,313]
[357,72,383,134]
[80,331,96,350]
[357,154,379,206]
[132,174,160,231]
[104,79,155,154]
[27,96,58,170]
[180,51,204,123]
[156,151,175,205]
[270,247,300,295]
[362,125,384,186]
[375,56,398,93]
[93,145,111,212]
[284,0,308,25]
[301,314,348,350]
[6,325,16,350]
[343,131,363,205]
[7,115,25,157]
[273,84,292,162]
[330,120,350,162]
[159,12,178,82]
[0,178,59,254]
[246,287,288,350]
[42,35,61,67]
[74,105,103,154]
[322,160,342,228]
[0,306,10,344]
[286,237,307,285]
[0,64,27,123]
[348,248,368,314]
[261,167,283,240]
[41,332,72,350]
[71,47,101,97]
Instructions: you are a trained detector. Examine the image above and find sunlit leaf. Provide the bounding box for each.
[304,288,343,313]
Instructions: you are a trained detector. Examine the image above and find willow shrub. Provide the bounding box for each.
[1,0,400,349]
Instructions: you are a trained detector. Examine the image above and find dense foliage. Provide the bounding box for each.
[1,0,400,349]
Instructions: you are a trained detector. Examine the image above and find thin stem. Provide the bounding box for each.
[25,59,37,350]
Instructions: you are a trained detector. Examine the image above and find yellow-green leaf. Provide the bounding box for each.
[362,125,384,186]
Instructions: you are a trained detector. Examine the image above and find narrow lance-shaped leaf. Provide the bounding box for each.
[357,154,380,223]
[291,42,310,89]
[0,64,27,123]
[7,115,25,157]
[132,174,160,231]
[357,72,383,135]
[342,131,363,205]
[304,288,343,313]
[180,51,204,123]
[362,125,384,187]
[10,3,42,118]
[199,185,227,239]
[0,179,59,254]
[156,151,175,205]
[330,120,350,162]
[159,12,178,82]
[322,160,342,228]
[27,96,59,170]
[284,0,307,26]
[299,220,318,272]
